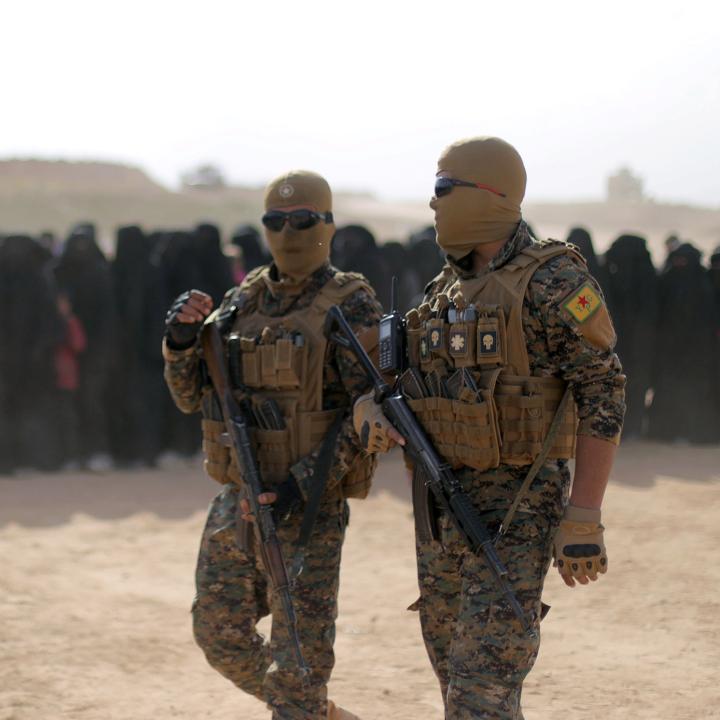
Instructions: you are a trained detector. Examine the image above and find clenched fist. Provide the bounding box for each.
[165,289,213,349]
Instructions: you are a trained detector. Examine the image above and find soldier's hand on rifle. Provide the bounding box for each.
[353,392,405,452]
[239,477,303,524]
[165,289,214,349]
[553,505,608,588]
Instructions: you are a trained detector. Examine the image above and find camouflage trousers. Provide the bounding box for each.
[192,484,348,719]
[415,497,561,719]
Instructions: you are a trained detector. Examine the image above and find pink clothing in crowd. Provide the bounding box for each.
[55,315,87,391]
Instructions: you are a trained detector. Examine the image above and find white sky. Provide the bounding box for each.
[2,0,719,205]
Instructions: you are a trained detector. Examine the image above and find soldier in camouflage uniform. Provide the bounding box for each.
[354,137,626,719]
[163,171,382,719]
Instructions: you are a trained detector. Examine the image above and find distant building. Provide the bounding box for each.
[181,164,227,190]
[606,167,645,204]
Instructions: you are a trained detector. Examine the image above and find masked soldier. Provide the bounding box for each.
[354,138,626,719]
[163,171,382,719]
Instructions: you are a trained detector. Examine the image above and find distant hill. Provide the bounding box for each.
[1,159,718,263]
[0,159,168,195]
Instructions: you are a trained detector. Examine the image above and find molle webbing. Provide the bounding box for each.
[406,243,580,471]
[200,270,375,497]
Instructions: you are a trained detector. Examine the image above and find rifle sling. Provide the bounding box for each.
[289,411,345,580]
[497,387,573,539]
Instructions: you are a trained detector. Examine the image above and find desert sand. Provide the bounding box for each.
[2,441,719,720]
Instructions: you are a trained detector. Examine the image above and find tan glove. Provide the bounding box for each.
[353,392,396,453]
[553,505,607,585]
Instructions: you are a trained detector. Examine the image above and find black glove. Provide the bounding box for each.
[271,476,303,524]
[165,290,203,349]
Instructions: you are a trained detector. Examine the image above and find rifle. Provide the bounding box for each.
[324,305,536,638]
[201,322,310,677]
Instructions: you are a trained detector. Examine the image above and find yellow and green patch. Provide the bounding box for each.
[562,283,601,323]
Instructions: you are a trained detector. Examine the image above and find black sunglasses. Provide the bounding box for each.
[434,177,506,198]
[261,209,334,232]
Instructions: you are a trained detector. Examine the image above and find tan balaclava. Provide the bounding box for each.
[430,136,527,260]
[263,170,334,281]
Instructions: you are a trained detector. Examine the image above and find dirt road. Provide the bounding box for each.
[2,442,719,719]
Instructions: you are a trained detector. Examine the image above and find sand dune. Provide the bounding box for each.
[1,441,719,719]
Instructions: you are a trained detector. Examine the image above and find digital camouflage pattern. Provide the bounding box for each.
[163,261,382,718]
[416,505,555,720]
[193,484,347,719]
[414,221,625,719]
[427,220,626,446]
[163,261,383,497]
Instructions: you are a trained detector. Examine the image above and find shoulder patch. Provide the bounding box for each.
[562,282,602,324]
[559,281,616,350]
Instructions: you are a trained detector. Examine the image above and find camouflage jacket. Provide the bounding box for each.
[427,221,626,444]
[163,261,383,500]
[418,221,626,517]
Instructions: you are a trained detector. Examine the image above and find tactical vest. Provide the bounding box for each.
[201,267,375,499]
[404,242,579,471]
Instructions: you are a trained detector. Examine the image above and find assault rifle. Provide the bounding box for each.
[201,322,310,677]
[324,305,536,637]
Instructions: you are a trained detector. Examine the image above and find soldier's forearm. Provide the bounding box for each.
[162,339,203,414]
[569,434,617,510]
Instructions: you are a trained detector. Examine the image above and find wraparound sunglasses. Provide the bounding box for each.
[434,177,506,198]
[261,209,334,232]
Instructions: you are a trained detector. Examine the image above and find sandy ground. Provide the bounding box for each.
[2,441,720,720]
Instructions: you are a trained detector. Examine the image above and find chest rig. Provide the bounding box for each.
[403,242,579,471]
[200,267,373,496]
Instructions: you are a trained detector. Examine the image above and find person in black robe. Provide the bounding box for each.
[708,247,720,443]
[148,231,204,458]
[127,230,174,464]
[193,223,234,306]
[567,226,605,290]
[230,224,269,278]
[109,225,160,465]
[331,224,390,309]
[406,226,445,307]
[709,247,720,321]
[53,224,116,468]
[380,240,421,315]
[0,235,63,472]
[648,242,717,443]
[602,234,658,439]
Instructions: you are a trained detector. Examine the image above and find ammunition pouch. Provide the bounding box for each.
[230,333,308,390]
[405,241,582,472]
[200,268,378,498]
[495,375,577,465]
[407,393,500,472]
[201,418,235,484]
[200,407,343,486]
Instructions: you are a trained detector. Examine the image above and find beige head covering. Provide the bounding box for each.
[430,136,526,259]
[263,170,334,280]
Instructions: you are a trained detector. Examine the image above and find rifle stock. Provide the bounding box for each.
[201,322,310,677]
[324,305,536,638]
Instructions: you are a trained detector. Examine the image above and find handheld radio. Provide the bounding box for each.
[378,276,406,374]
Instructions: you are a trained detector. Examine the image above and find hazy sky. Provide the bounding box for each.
[3,0,719,205]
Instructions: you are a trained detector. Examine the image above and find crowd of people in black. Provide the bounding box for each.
[0,221,718,475]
